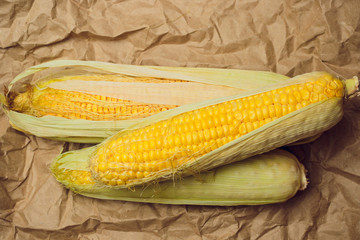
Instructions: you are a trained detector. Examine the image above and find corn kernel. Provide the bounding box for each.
[186,132,193,145]
[274,104,282,117]
[300,89,310,100]
[305,82,314,91]
[246,122,254,132]
[243,99,250,109]
[239,123,247,135]
[288,105,296,112]
[336,89,343,97]
[177,133,185,145]
[273,93,281,104]
[268,105,276,118]
[293,90,302,102]
[280,94,288,105]
[248,109,257,122]
[255,96,263,107]
[215,126,224,138]
[97,163,107,172]
[255,108,263,121]
[241,110,249,122]
[325,89,336,98]
[328,80,339,90]
[223,125,230,136]
[248,99,256,109]
[263,95,272,105]
[204,129,211,141]
[310,93,319,103]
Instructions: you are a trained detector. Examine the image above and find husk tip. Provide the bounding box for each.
[299,164,308,191]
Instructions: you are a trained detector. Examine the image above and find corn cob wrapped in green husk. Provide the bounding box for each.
[51,71,358,188]
[51,148,307,206]
[1,60,290,143]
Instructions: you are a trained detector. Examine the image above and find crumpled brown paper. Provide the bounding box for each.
[1,0,359,239]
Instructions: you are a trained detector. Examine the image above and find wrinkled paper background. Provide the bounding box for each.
[1,0,360,239]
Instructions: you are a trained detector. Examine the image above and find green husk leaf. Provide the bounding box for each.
[6,109,135,143]
[7,60,289,91]
[6,60,289,93]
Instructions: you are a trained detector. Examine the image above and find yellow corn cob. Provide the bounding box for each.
[89,72,358,188]
[10,75,181,121]
[2,60,290,143]
[51,148,307,206]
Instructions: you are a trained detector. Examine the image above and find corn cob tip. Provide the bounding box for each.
[10,91,30,112]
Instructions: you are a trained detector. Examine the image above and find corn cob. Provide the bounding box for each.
[10,75,186,121]
[1,60,290,143]
[88,72,358,188]
[51,148,307,206]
